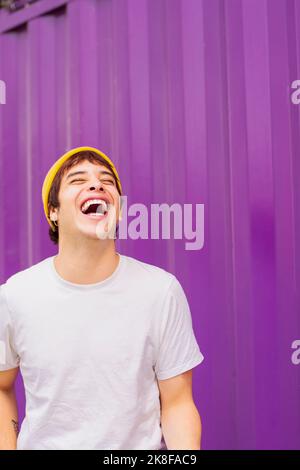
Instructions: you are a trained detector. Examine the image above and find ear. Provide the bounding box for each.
[49,207,58,222]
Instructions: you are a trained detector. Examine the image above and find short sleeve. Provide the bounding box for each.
[154,277,204,380]
[0,284,20,371]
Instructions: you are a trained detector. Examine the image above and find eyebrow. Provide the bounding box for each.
[66,170,115,180]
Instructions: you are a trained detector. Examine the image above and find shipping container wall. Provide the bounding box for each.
[0,0,299,450]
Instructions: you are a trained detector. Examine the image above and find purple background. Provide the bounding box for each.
[0,0,299,449]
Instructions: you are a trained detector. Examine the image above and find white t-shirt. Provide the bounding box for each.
[0,253,204,450]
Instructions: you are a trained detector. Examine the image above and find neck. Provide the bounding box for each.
[54,237,120,285]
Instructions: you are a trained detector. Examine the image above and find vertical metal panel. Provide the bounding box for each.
[0,0,299,449]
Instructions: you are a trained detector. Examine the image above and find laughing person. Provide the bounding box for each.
[0,146,204,450]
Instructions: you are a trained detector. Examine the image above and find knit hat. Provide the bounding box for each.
[42,146,122,231]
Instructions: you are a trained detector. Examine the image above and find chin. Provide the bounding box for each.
[74,222,101,240]
[75,212,116,240]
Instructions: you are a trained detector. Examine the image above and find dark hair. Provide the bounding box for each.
[47,151,121,245]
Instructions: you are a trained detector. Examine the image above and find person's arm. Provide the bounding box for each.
[0,367,19,450]
[157,369,202,450]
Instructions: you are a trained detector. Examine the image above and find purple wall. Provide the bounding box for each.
[0,0,299,449]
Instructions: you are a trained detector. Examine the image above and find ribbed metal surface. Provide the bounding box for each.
[0,0,299,449]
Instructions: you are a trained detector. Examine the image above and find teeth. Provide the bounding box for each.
[81,199,108,213]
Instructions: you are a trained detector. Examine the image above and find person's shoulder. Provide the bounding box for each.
[4,256,52,289]
[1,257,53,313]
[121,254,176,289]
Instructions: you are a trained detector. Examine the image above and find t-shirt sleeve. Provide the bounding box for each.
[0,284,20,371]
[154,276,204,380]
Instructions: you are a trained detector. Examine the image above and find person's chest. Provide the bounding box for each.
[14,289,160,387]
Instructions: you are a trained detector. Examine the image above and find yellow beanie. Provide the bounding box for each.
[42,146,122,232]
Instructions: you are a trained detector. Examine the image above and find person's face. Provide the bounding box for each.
[49,160,121,241]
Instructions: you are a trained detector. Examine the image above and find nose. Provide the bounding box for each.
[89,181,104,192]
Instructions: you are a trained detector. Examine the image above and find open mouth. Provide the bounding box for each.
[80,199,110,220]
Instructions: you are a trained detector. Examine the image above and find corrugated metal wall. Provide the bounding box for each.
[0,0,299,449]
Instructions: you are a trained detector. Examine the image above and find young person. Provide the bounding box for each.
[0,146,204,450]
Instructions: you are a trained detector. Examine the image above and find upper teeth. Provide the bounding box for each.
[81,199,108,213]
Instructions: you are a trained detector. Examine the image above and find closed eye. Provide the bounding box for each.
[103,179,115,184]
[70,178,115,185]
